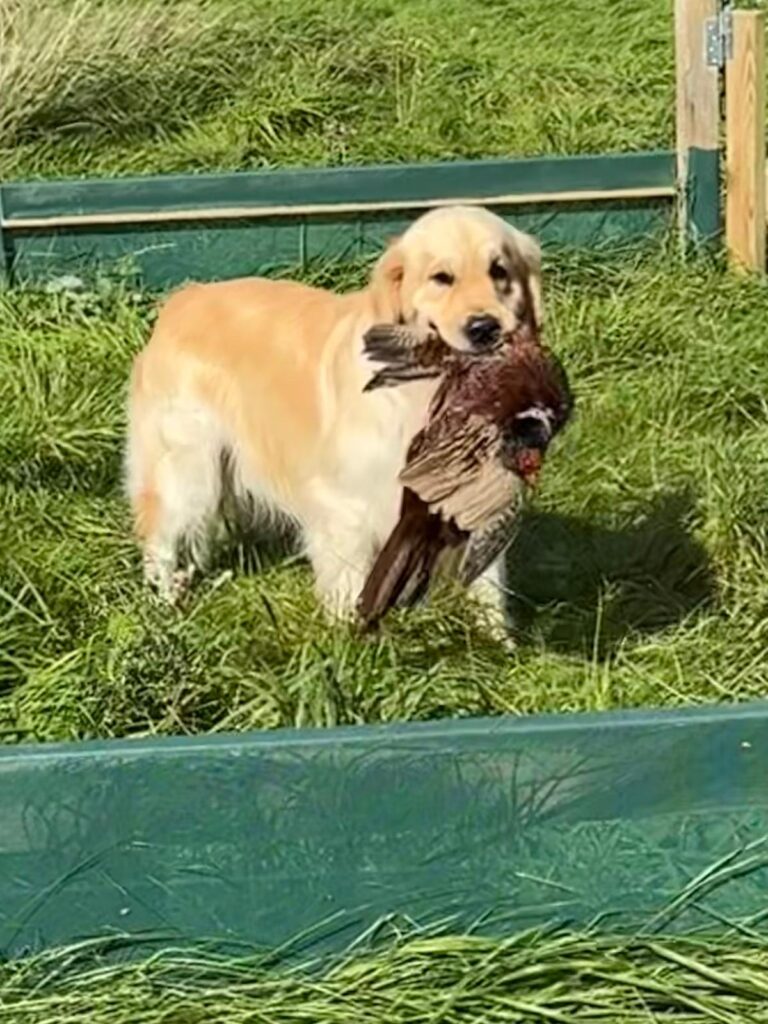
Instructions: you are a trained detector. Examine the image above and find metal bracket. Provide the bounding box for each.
[706,7,733,67]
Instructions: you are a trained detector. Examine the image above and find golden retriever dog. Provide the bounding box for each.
[126,205,542,634]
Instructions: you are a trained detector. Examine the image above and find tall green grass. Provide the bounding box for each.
[7,924,768,1022]
[0,0,676,180]
[3,251,768,743]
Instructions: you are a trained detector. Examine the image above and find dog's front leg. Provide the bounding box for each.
[469,556,514,647]
[306,527,376,621]
[302,481,385,621]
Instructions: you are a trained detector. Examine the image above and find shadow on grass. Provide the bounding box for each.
[505,491,718,658]
[218,521,299,577]
[204,489,716,665]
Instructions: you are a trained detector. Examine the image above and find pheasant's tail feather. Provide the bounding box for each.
[357,490,449,627]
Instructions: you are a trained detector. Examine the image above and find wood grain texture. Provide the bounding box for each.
[726,10,766,272]
[675,0,720,243]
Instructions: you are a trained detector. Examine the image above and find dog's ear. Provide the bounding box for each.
[369,237,405,322]
[504,229,543,329]
[527,272,543,330]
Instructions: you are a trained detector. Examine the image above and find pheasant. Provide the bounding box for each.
[357,322,573,627]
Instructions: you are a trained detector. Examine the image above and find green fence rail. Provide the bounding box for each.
[2,702,767,959]
[0,151,684,288]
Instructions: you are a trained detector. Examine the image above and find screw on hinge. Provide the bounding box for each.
[705,8,733,68]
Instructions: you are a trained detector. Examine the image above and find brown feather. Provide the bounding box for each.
[362,325,454,392]
[458,497,524,585]
[358,325,573,626]
[399,411,518,530]
[357,488,463,627]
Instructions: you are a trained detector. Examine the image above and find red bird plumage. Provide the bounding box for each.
[357,323,573,627]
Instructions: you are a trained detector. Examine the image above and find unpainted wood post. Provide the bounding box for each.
[675,0,721,248]
[725,9,766,272]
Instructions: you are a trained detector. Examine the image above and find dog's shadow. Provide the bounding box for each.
[504,491,718,657]
[218,521,298,577]
[216,490,717,660]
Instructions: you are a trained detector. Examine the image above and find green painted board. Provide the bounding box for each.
[0,152,677,289]
[1,151,676,219]
[2,702,768,960]
[5,202,671,290]
[686,146,721,245]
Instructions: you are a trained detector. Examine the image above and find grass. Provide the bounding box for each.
[8,923,768,1022]
[3,250,768,743]
[1,0,764,734]
[3,0,768,1016]
[0,0,677,180]
[0,1,766,742]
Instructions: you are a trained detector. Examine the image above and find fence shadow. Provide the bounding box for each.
[504,490,718,658]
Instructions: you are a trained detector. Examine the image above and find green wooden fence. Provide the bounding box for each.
[0,149,703,289]
[1,702,767,959]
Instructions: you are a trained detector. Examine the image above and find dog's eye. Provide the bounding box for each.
[489,261,508,282]
[431,271,454,286]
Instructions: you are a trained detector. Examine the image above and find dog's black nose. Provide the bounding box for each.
[465,314,501,348]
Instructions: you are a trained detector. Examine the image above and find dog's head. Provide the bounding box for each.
[369,205,542,352]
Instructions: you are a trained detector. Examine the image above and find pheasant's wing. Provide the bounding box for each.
[364,362,443,391]
[363,324,428,363]
[437,457,522,533]
[362,324,452,391]
[400,412,520,532]
[457,497,524,587]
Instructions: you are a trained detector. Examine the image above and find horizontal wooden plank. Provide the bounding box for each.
[1,701,768,958]
[0,151,676,221]
[2,185,675,230]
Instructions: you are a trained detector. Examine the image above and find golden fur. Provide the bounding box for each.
[126,205,542,628]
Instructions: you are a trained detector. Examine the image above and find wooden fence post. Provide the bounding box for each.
[725,9,766,272]
[675,0,721,248]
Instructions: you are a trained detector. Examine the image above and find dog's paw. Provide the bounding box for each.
[317,571,366,624]
[144,555,196,608]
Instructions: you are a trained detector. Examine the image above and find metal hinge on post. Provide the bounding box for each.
[705,6,733,67]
